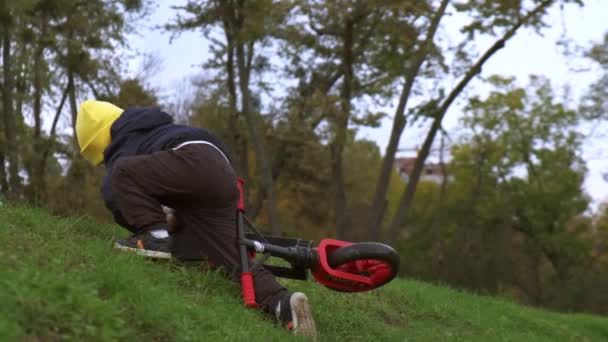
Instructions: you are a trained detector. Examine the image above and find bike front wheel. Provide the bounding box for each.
[326,242,400,289]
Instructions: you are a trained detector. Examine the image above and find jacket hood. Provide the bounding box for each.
[76,100,124,165]
[110,107,174,138]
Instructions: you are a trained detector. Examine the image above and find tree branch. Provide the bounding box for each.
[49,82,70,142]
[367,0,449,239]
[388,0,555,238]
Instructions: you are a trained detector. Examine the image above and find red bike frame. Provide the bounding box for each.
[236,179,398,308]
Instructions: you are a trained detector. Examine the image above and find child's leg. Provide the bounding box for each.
[177,206,288,312]
[110,144,288,312]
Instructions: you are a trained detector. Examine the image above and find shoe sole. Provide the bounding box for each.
[291,292,318,340]
[113,242,172,260]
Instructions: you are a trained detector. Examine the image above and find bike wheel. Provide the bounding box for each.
[327,242,399,288]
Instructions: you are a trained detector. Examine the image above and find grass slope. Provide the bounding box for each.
[0,207,607,341]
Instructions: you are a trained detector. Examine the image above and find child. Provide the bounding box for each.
[75,100,317,338]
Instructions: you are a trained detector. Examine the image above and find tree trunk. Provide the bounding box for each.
[29,19,47,203]
[65,70,89,214]
[387,0,555,239]
[68,70,78,147]
[224,23,244,174]
[430,137,448,279]
[224,28,252,211]
[236,40,280,235]
[333,18,354,240]
[36,82,69,203]
[220,0,252,212]
[367,0,448,240]
[240,138,251,213]
[2,19,20,200]
[0,151,7,196]
[249,184,265,221]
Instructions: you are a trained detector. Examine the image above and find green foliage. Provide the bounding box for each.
[112,78,158,108]
[397,75,607,315]
[454,0,583,39]
[0,0,150,205]
[166,0,291,92]
[34,0,148,93]
[580,32,608,121]
[1,207,607,341]
[281,1,434,124]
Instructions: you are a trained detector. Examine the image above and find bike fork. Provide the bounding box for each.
[237,179,257,308]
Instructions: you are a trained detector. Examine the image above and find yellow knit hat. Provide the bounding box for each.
[76,100,123,165]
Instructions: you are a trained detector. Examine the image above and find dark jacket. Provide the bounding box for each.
[101,106,231,231]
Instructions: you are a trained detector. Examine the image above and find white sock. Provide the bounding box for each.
[150,229,169,239]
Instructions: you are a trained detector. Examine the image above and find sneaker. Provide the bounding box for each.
[275,292,317,339]
[114,232,172,259]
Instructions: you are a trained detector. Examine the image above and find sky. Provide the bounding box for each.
[126,0,608,208]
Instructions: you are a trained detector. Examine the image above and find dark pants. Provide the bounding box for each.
[110,144,287,312]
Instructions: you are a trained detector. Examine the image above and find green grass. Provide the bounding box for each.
[0,207,606,341]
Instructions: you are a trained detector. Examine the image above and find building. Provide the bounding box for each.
[394,157,451,184]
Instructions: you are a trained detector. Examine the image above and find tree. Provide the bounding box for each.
[362,0,585,240]
[0,2,22,200]
[0,0,147,207]
[580,32,608,122]
[449,75,590,305]
[113,79,158,108]
[281,1,432,238]
[393,74,608,314]
[367,0,448,240]
[166,0,292,235]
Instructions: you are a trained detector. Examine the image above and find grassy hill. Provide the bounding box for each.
[0,207,606,341]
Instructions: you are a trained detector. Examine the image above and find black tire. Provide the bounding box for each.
[327,242,400,287]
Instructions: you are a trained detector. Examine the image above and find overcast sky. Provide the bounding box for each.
[126,0,608,208]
